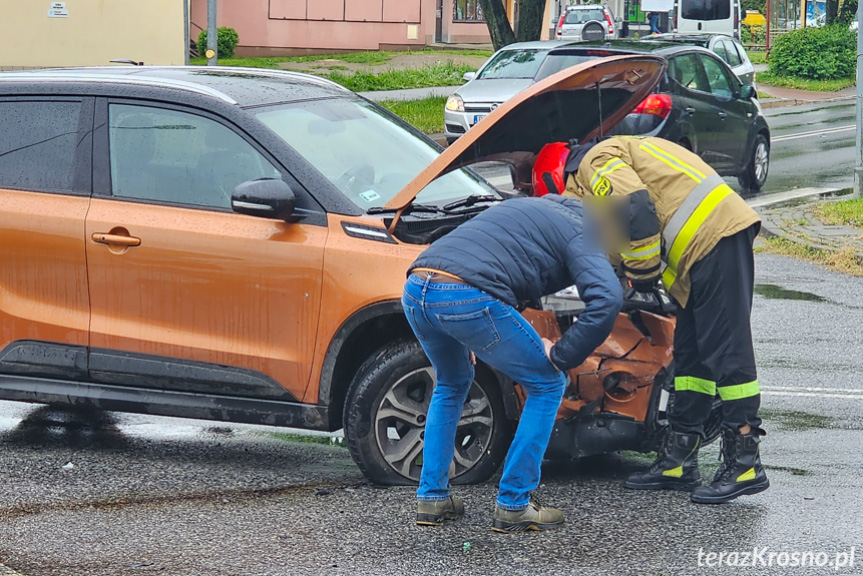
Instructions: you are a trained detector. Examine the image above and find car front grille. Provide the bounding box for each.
[464,103,498,113]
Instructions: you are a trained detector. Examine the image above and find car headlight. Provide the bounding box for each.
[445,95,465,112]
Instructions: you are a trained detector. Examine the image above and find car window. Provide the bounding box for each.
[669,54,710,92]
[700,54,735,97]
[108,104,280,209]
[477,48,549,79]
[255,98,497,210]
[565,9,605,23]
[723,40,743,66]
[681,0,731,21]
[712,41,729,63]
[535,52,603,80]
[0,100,81,193]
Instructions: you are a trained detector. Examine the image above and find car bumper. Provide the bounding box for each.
[444,108,497,141]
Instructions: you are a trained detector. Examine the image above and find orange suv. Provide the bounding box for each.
[0,58,662,485]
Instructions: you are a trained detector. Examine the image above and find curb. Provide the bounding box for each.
[746,187,852,210]
[0,564,25,576]
[759,95,855,109]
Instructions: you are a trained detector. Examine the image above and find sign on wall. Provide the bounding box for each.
[48,1,69,17]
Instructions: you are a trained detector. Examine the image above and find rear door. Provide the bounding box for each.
[666,53,724,164]
[698,52,752,169]
[0,97,93,379]
[85,99,327,402]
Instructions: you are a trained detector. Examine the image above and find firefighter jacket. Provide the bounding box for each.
[563,136,761,307]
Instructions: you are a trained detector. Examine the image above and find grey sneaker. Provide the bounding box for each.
[416,495,465,526]
[492,499,564,533]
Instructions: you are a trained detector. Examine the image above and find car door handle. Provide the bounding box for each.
[685,106,696,116]
[718,112,727,119]
[91,232,141,247]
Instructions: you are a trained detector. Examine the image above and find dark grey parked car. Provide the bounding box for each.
[535,40,770,191]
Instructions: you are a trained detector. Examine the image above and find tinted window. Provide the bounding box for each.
[723,40,743,66]
[535,53,602,80]
[681,0,731,20]
[565,8,606,23]
[0,101,81,192]
[712,41,729,63]
[108,104,280,209]
[477,48,549,79]
[670,54,710,92]
[700,55,735,97]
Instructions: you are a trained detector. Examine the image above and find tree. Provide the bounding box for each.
[478,0,551,51]
[825,0,839,24]
[838,0,857,23]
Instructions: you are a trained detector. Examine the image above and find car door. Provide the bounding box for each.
[666,53,724,165]
[699,52,751,170]
[727,38,755,85]
[85,99,327,402]
[0,97,93,380]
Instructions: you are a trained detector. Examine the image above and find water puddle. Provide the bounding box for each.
[754,284,828,303]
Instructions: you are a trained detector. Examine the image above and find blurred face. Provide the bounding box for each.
[584,194,630,255]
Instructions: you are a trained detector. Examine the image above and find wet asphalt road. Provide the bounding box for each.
[474,99,857,198]
[0,251,862,576]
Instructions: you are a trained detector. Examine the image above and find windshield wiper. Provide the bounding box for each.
[366,203,442,215]
[442,194,503,212]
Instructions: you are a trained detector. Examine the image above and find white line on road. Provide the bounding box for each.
[772,124,855,143]
[762,390,863,399]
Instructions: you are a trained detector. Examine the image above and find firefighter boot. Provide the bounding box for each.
[625,431,702,491]
[691,429,769,504]
[492,499,564,533]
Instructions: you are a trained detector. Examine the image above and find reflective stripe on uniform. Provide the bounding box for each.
[661,174,731,288]
[639,142,706,183]
[590,157,626,193]
[622,239,661,260]
[675,376,716,395]
[718,380,760,401]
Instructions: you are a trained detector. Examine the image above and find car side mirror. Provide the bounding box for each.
[616,16,623,22]
[738,84,756,100]
[462,71,476,82]
[231,178,296,220]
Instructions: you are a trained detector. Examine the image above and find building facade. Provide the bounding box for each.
[190,0,554,56]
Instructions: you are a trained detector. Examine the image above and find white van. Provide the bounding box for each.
[673,0,742,38]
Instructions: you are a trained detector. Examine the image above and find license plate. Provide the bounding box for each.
[473,114,487,125]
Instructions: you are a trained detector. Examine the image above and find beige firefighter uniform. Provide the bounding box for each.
[563,136,761,307]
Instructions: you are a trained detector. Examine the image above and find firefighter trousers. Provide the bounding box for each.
[670,224,763,437]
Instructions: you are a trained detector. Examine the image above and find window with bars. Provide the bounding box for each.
[453,0,485,21]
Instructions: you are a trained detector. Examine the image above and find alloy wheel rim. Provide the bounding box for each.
[754,141,769,183]
[374,367,494,482]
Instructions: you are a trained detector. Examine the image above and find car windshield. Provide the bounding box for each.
[477,48,550,79]
[255,98,498,210]
[565,8,606,23]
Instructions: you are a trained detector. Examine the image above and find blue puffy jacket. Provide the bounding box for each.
[410,195,623,371]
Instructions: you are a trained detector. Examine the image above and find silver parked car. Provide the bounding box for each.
[444,41,571,144]
[648,33,756,87]
[554,5,618,41]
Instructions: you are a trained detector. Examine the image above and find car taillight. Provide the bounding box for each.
[557,13,565,36]
[605,11,614,34]
[632,94,672,118]
[673,9,678,30]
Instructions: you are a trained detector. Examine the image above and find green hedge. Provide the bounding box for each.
[768,25,855,80]
[197,27,240,59]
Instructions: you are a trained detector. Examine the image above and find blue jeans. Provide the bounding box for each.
[402,274,566,511]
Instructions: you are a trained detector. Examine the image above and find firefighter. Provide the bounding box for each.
[533,136,768,504]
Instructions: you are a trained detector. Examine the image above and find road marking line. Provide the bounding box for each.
[772,124,854,143]
[0,563,26,576]
[762,391,863,399]
[762,386,863,393]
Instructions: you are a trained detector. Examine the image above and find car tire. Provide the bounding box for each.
[344,340,512,486]
[738,133,770,192]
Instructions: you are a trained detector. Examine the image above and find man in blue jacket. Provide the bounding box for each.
[404,195,622,533]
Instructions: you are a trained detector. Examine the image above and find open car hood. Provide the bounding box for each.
[384,54,666,212]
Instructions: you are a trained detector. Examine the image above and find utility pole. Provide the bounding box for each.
[856,0,863,197]
[183,0,190,66]
[207,0,218,66]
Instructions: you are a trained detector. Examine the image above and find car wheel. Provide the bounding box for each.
[344,340,511,486]
[738,133,770,192]
[645,363,723,452]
